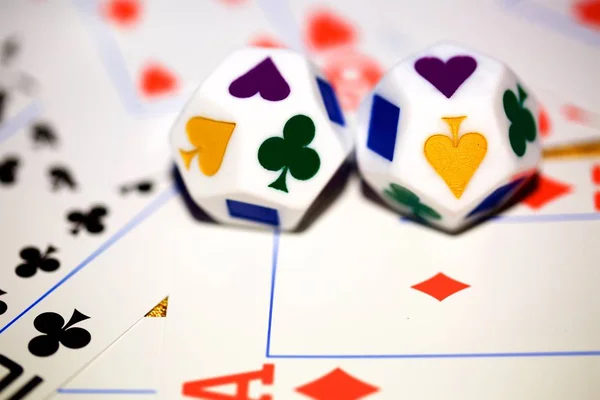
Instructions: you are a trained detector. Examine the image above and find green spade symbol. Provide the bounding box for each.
[258,114,321,193]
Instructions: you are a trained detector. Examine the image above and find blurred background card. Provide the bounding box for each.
[74,0,277,115]
[285,0,600,109]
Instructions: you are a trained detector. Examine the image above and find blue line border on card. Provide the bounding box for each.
[0,100,43,144]
[0,185,178,335]
[401,212,600,224]
[57,388,156,395]
[488,212,600,223]
[498,0,600,46]
[265,213,600,359]
[268,351,600,359]
[265,228,280,357]
[72,0,190,116]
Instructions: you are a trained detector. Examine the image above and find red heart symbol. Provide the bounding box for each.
[101,0,141,27]
[305,9,357,52]
[139,64,178,98]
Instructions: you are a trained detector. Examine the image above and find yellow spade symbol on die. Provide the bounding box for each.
[424,116,487,199]
[179,116,236,176]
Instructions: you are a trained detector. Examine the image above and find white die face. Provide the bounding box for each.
[170,47,351,231]
[356,42,542,232]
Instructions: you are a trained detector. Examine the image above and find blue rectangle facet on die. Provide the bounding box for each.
[316,77,345,127]
[367,94,401,161]
[466,177,528,218]
[226,199,280,226]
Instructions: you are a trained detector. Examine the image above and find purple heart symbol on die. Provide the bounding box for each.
[414,55,477,98]
[228,57,291,102]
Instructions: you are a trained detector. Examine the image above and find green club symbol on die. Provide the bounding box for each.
[258,114,320,193]
[384,183,441,221]
[503,84,537,157]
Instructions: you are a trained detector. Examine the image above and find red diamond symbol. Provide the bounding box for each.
[522,175,572,210]
[295,368,379,400]
[592,164,600,185]
[411,273,470,302]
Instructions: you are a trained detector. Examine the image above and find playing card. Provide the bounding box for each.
[161,357,598,399]
[158,157,600,399]
[52,317,164,399]
[0,3,182,397]
[0,68,176,322]
[0,168,174,399]
[74,0,277,115]
[499,0,600,47]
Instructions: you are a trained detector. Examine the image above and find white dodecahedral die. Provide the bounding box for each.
[355,42,542,232]
[170,47,352,231]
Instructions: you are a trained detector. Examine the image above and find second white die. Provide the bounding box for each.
[355,42,542,232]
[170,47,352,231]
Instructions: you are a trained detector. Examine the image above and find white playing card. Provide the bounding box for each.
[499,0,600,47]
[0,3,178,397]
[159,158,600,399]
[0,0,174,331]
[51,317,164,399]
[158,357,600,399]
[74,0,277,115]
[0,172,174,399]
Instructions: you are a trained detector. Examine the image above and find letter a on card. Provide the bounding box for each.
[182,363,274,400]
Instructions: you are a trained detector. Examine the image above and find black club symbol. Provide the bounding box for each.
[0,289,7,316]
[15,245,60,278]
[48,166,77,191]
[119,179,154,195]
[32,122,59,148]
[0,155,19,185]
[28,309,91,357]
[67,205,108,235]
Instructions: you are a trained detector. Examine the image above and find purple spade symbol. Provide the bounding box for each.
[414,55,477,98]
[228,57,290,102]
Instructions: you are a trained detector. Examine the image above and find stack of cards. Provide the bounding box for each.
[0,0,599,399]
